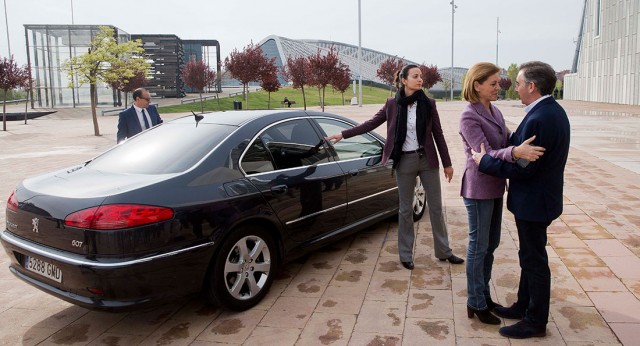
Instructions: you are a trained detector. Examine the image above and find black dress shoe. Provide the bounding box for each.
[486,297,503,311]
[494,303,525,320]
[499,320,546,339]
[467,306,501,325]
[439,254,464,264]
[401,261,414,270]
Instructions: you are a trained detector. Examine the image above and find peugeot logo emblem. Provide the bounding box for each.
[32,218,39,233]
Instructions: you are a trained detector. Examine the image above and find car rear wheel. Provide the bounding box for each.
[204,224,277,311]
[413,176,426,221]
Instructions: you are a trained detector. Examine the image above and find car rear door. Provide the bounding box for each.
[313,117,398,225]
[241,118,348,245]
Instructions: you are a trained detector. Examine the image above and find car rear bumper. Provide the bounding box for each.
[1,230,215,311]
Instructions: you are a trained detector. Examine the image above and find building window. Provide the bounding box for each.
[595,0,601,37]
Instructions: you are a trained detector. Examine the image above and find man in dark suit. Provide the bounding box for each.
[116,88,163,143]
[472,61,570,339]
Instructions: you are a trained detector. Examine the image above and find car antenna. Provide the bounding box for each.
[192,111,204,127]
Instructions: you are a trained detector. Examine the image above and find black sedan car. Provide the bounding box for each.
[2,109,426,311]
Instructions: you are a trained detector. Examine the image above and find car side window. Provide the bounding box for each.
[241,119,330,174]
[315,118,383,161]
[241,137,275,174]
[262,119,330,170]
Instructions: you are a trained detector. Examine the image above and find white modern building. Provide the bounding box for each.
[564,0,640,105]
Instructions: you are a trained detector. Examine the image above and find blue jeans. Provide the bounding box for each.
[463,197,502,310]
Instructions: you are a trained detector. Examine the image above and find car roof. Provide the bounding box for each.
[170,110,307,127]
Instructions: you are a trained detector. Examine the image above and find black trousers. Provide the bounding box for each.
[514,218,552,326]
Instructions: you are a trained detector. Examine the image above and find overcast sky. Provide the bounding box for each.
[2,0,585,71]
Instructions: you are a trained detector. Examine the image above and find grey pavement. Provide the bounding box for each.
[0,99,639,345]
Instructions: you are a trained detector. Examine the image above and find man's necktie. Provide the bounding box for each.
[141,109,150,129]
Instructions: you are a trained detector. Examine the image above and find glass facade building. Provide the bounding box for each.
[24,24,130,108]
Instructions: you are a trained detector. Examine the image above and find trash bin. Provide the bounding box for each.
[233,100,242,110]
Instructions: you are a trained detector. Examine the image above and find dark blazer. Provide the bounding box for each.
[116,105,162,143]
[459,102,515,200]
[478,97,570,222]
[341,97,452,169]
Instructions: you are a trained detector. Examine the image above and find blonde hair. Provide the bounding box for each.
[462,62,501,103]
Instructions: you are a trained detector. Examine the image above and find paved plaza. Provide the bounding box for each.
[0,99,639,345]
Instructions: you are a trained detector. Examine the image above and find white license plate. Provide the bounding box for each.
[25,256,63,283]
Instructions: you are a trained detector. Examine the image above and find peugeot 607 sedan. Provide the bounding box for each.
[1,109,427,311]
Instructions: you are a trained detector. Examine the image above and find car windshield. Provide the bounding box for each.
[89,123,235,174]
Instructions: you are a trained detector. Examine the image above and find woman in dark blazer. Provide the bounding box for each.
[459,62,543,324]
[326,64,463,270]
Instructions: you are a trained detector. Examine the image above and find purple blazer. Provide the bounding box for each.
[341,97,452,169]
[459,102,515,199]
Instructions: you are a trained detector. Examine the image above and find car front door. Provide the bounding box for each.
[313,117,398,226]
[241,118,348,247]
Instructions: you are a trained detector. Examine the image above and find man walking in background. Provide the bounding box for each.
[117,88,163,143]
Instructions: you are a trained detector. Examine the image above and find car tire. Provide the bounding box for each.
[204,224,277,311]
[413,176,427,221]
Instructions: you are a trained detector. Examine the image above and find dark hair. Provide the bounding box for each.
[132,88,147,101]
[518,61,557,96]
[394,64,419,88]
[462,62,501,102]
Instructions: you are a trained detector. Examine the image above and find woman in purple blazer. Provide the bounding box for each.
[326,64,463,271]
[459,62,544,324]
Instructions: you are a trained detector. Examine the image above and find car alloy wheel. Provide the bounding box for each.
[413,176,427,221]
[205,225,276,311]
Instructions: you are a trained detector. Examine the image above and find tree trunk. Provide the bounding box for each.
[90,83,101,136]
[2,90,6,131]
[124,92,129,108]
[389,84,393,96]
[321,87,326,112]
[244,83,248,109]
[301,85,307,110]
[24,94,29,124]
[267,92,271,110]
[200,91,204,113]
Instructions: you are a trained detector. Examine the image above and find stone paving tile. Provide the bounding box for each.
[585,238,636,257]
[451,303,502,339]
[243,326,301,346]
[588,291,640,323]
[353,300,406,335]
[316,285,366,315]
[258,296,317,329]
[195,308,266,343]
[347,332,402,345]
[608,322,640,346]
[568,267,628,292]
[406,289,454,319]
[296,312,356,345]
[556,247,607,267]
[403,318,455,345]
[600,255,640,279]
[551,306,620,343]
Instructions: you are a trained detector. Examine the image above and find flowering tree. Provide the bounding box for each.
[499,77,512,99]
[1,56,31,131]
[308,47,340,112]
[119,71,148,108]
[63,26,148,136]
[182,59,217,113]
[419,64,442,93]
[282,56,311,110]
[260,63,281,109]
[224,42,270,109]
[331,62,351,106]
[377,56,404,96]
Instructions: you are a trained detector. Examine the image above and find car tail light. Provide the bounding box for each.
[64,204,174,230]
[7,191,18,212]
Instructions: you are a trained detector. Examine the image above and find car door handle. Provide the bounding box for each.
[271,184,288,194]
[348,169,359,176]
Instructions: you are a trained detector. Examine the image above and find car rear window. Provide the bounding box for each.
[89,123,235,174]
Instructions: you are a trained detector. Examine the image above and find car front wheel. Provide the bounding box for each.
[413,176,426,221]
[204,224,277,311]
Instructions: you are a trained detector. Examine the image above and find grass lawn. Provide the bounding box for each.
[159,85,398,114]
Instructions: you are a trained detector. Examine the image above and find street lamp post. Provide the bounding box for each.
[358,0,362,107]
[496,17,500,66]
[3,0,10,57]
[450,0,456,101]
